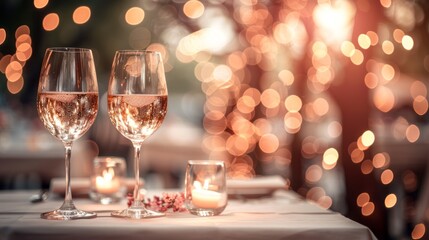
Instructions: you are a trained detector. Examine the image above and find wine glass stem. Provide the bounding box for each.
[61,142,75,210]
[132,142,143,205]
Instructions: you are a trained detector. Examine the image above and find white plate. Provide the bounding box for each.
[227,175,287,198]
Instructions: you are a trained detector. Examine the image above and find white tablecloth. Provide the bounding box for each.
[0,190,376,240]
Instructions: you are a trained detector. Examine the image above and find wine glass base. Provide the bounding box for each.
[111,207,165,219]
[41,209,97,220]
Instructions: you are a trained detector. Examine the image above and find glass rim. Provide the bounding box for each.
[187,160,225,165]
[115,50,161,55]
[46,47,92,53]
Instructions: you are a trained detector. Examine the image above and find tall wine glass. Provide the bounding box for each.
[108,50,168,219]
[37,48,98,220]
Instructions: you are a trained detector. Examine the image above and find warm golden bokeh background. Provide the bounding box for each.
[1,0,429,239]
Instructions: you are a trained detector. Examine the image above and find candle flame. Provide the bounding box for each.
[193,179,210,190]
[193,180,202,189]
[96,168,115,185]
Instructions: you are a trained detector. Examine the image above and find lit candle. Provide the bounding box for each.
[191,180,226,209]
[192,188,225,208]
[95,168,120,195]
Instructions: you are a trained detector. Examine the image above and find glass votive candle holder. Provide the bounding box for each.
[185,160,227,217]
[90,156,126,204]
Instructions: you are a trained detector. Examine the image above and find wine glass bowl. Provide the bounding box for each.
[107,94,167,142]
[36,47,98,220]
[37,92,98,142]
[108,50,168,219]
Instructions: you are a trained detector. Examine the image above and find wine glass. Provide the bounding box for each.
[36,47,98,220]
[107,50,168,219]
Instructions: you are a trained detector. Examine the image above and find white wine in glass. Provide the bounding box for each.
[37,47,98,220]
[108,50,167,219]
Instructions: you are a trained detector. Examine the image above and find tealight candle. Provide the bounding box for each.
[95,168,121,195]
[90,157,126,204]
[185,160,227,216]
[191,188,226,209]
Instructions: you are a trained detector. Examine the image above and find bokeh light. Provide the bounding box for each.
[313,98,329,116]
[364,72,378,89]
[42,13,60,31]
[341,41,355,57]
[261,89,280,109]
[372,153,388,169]
[380,0,392,8]
[405,125,420,143]
[361,130,375,147]
[306,164,323,183]
[350,49,364,65]
[393,29,404,43]
[7,77,24,94]
[357,192,370,207]
[317,195,333,209]
[125,7,145,25]
[373,86,395,112]
[358,34,371,49]
[259,133,279,154]
[284,112,302,134]
[284,95,302,113]
[366,31,379,46]
[410,81,427,98]
[402,35,414,50]
[183,0,205,19]
[361,202,375,216]
[73,6,91,25]
[382,40,394,55]
[323,148,338,169]
[381,64,395,81]
[361,159,374,175]
[351,148,364,164]
[384,193,397,208]
[34,0,48,9]
[0,28,6,45]
[5,61,22,82]
[412,223,426,240]
[381,169,394,185]
[413,96,428,116]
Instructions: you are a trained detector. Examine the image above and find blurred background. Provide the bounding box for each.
[1,0,429,238]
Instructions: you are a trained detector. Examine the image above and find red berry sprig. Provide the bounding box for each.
[126,192,186,213]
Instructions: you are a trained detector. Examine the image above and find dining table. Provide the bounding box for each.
[0,188,377,240]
